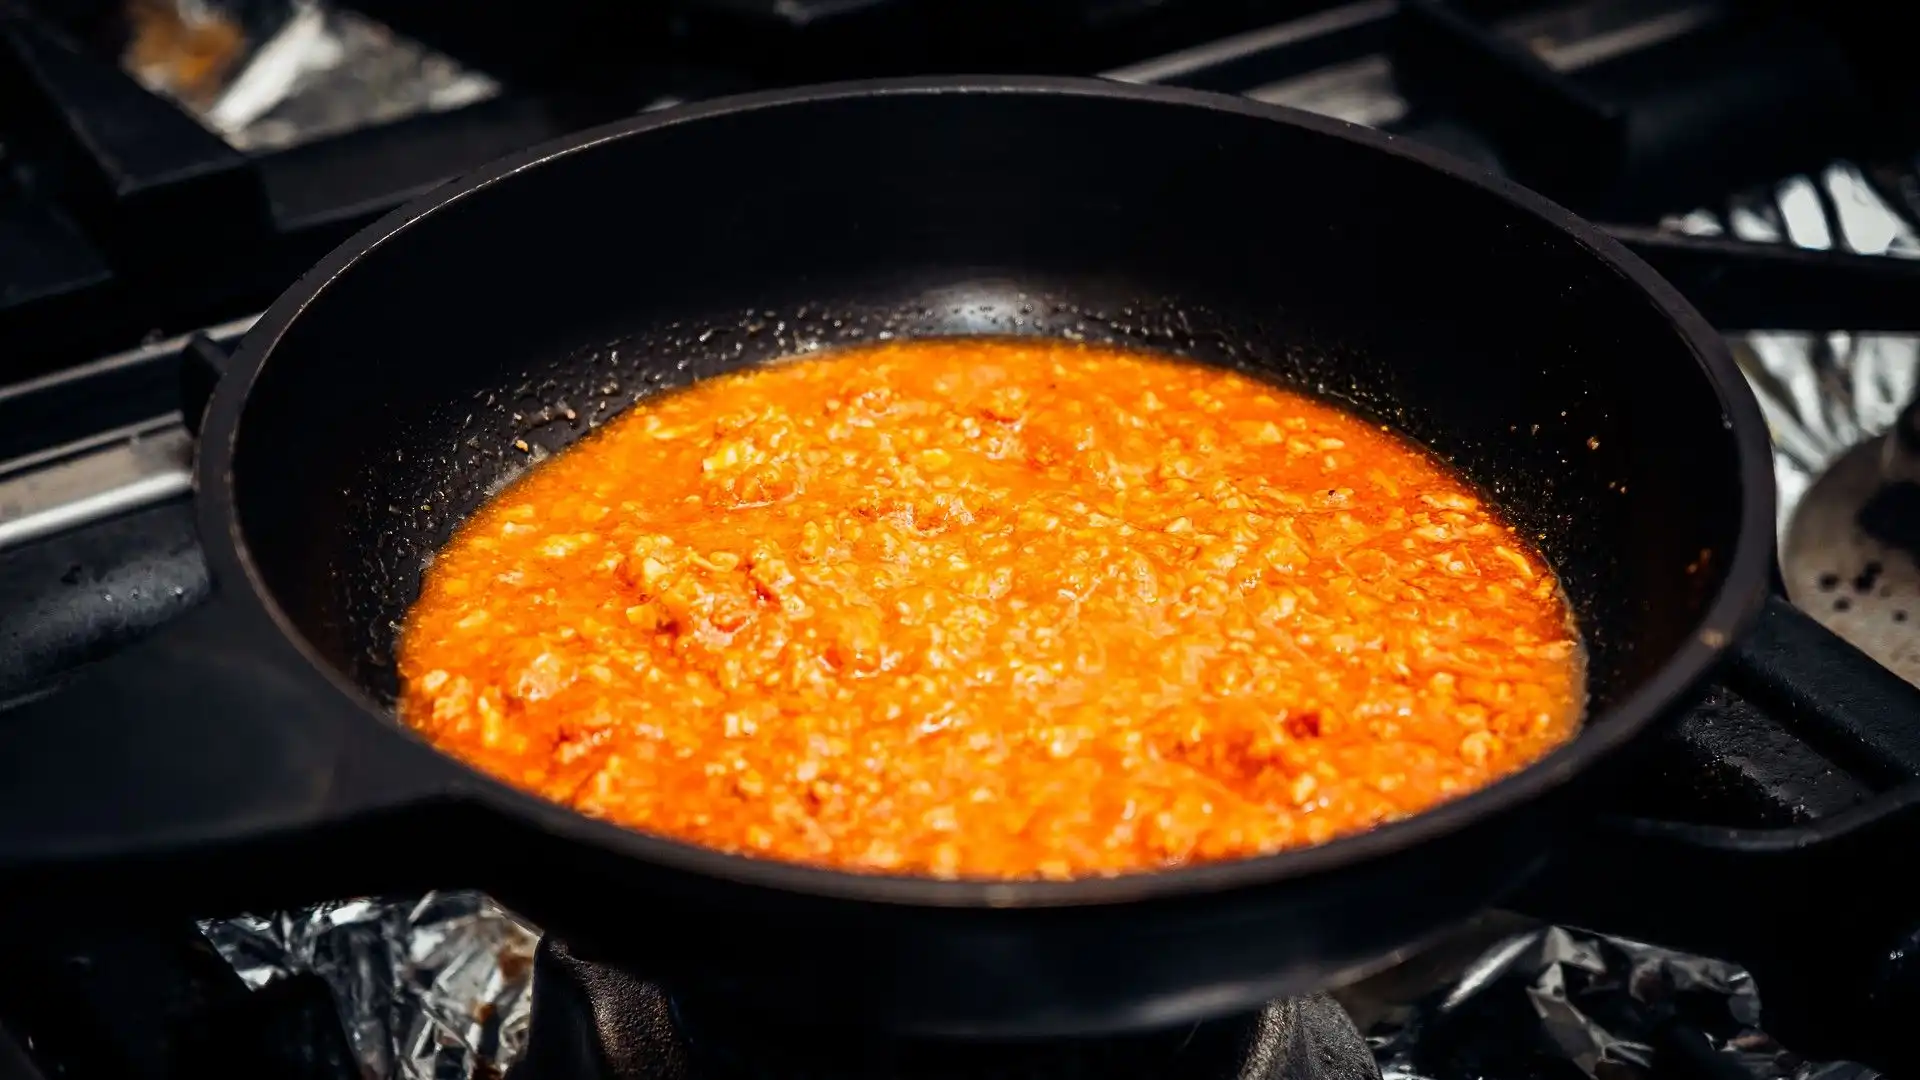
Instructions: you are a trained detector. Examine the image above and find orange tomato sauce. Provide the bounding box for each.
[398,338,1584,879]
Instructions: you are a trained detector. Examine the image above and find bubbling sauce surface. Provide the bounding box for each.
[399,338,1584,879]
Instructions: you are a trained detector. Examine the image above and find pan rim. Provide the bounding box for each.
[198,74,1777,909]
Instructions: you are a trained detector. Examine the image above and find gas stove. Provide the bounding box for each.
[3,2,1918,1079]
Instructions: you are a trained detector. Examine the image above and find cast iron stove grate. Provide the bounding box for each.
[509,939,1379,1080]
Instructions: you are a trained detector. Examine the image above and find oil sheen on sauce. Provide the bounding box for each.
[398,338,1585,880]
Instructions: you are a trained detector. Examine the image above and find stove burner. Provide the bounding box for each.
[508,939,1380,1080]
[1784,410,1920,687]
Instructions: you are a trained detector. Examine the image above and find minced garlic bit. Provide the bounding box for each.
[398,338,1584,880]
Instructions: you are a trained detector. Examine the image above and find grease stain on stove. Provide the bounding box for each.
[1860,483,1920,564]
[1852,560,1886,593]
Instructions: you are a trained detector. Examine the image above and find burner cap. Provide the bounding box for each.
[509,938,1380,1080]
[1783,433,1920,685]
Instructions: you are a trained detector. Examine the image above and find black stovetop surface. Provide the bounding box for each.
[5,2,1920,1079]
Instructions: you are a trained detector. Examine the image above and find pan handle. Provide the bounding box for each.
[0,550,472,921]
[1513,595,1920,1064]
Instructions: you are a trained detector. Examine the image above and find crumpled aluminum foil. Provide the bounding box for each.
[1359,923,1881,1080]
[1660,161,1920,539]
[200,891,536,1080]
[200,893,1873,1080]
[120,0,499,151]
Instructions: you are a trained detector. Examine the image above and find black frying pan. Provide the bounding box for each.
[0,77,1812,1038]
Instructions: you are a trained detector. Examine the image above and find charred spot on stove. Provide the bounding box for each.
[1818,572,1841,592]
[1835,596,1853,612]
[1853,561,1884,594]
[1859,482,1920,567]
[1896,610,1909,623]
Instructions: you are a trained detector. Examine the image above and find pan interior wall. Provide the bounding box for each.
[228,87,1748,728]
